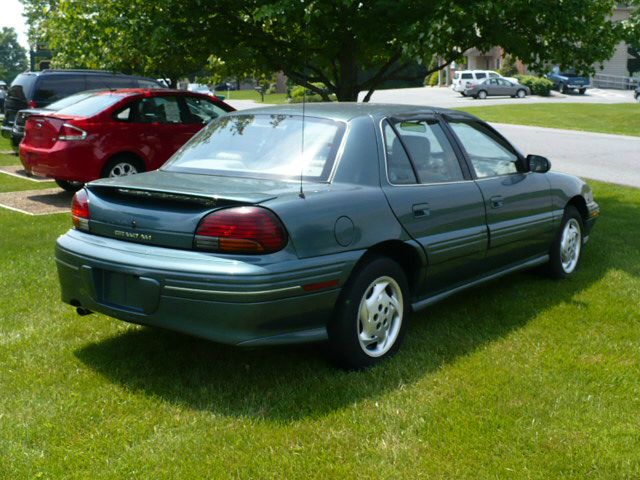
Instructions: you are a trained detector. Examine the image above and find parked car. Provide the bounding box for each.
[10,90,100,149]
[20,89,234,191]
[452,70,519,94]
[1,69,163,147]
[465,78,530,99]
[214,82,236,91]
[0,81,7,113]
[187,83,213,95]
[546,67,590,94]
[55,104,599,369]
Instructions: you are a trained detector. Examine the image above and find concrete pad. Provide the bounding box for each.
[0,188,72,215]
[0,165,51,182]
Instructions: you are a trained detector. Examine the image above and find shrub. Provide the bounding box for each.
[515,75,554,96]
[289,82,335,102]
[424,71,440,86]
[499,55,519,77]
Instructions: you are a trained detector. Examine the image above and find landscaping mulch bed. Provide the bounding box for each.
[0,164,50,182]
[0,187,72,215]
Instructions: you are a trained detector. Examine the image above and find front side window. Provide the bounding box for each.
[392,120,464,184]
[448,120,519,178]
[182,96,227,124]
[163,114,345,181]
[461,73,473,80]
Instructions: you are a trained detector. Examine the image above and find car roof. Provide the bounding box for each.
[236,102,476,122]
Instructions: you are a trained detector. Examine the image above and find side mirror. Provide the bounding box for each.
[526,154,551,173]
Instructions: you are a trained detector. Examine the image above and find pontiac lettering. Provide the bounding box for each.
[114,230,152,241]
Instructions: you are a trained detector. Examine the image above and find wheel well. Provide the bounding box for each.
[567,195,589,223]
[103,152,146,175]
[356,240,424,295]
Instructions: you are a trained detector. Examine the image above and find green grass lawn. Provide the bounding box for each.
[218,89,290,104]
[460,103,640,137]
[1,179,639,478]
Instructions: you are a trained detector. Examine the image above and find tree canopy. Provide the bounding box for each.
[0,27,28,83]
[21,0,634,101]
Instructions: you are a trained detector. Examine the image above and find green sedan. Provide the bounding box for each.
[56,104,599,369]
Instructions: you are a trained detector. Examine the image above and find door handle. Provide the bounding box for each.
[490,196,504,209]
[412,203,431,218]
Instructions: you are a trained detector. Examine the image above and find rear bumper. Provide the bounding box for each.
[20,142,99,182]
[56,229,362,346]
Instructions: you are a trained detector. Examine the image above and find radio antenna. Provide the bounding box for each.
[299,1,308,199]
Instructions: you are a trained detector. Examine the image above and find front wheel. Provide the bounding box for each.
[55,179,84,192]
[516,89,527,98]
[578,88,586,95]
[547,206,583,278]
[328,256,410,370]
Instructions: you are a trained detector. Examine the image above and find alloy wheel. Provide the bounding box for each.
[108,162,139,177]
[560,218,581,274]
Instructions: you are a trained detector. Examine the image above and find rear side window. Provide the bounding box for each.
[86,75,138,90]
[55,93,127,117]
[8,74,37,100]
[383,122,417,185]
[475,72,487,79]
[461,73,473,80]
[394,120,464,184]
[34,74,85,103]
[136,96,182,123]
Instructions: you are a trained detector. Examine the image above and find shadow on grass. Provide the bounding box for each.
[74,191,638,421]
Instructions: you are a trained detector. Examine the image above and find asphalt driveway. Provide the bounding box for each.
[491,123,640,188]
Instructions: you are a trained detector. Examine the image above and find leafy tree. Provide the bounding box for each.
[22,0,627,101]
[0,27,28,83]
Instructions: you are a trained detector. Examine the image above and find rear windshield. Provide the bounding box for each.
[163,114,346,181]
[55,93,128,117]
[46,91,100,111]
[8,73,37,100]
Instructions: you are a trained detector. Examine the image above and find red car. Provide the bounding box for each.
[20,89,234,191]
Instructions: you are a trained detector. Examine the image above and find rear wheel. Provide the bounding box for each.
[578,88,586,95]
[55,179,84,192]
[516,89,526,98]
[328,256,410,370]
[101,155,145,178]
[547,206,583,278]
[477,90,488,99]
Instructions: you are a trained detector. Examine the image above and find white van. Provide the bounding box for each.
[452,70,518,94]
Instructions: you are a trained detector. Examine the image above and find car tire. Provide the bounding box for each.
[546,206,584,279]
[328,255,411,370]
[477,90,487,100]
[55,179,84,192]
[578,88,586,95]
[558,82,568,94]
[516,89,527,98]
[101,155,145,178]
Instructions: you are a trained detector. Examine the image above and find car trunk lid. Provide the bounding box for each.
[84,170,300,250]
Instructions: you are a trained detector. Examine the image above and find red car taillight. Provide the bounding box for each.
[194,206,287,254]
[71,189,90,231]
[27,100,38,108]
[58,123,87,141]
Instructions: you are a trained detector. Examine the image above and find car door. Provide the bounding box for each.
[135,94,196,168]
[444,115,555,269]
[496,78,514,96]
[380,116,489,295]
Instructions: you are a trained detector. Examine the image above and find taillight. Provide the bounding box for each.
[58,123,87,141]
[71,189,90,231]
[194,206,287,254]
[28,100,38,108]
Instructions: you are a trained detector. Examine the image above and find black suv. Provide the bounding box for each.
[1,69,163,148]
